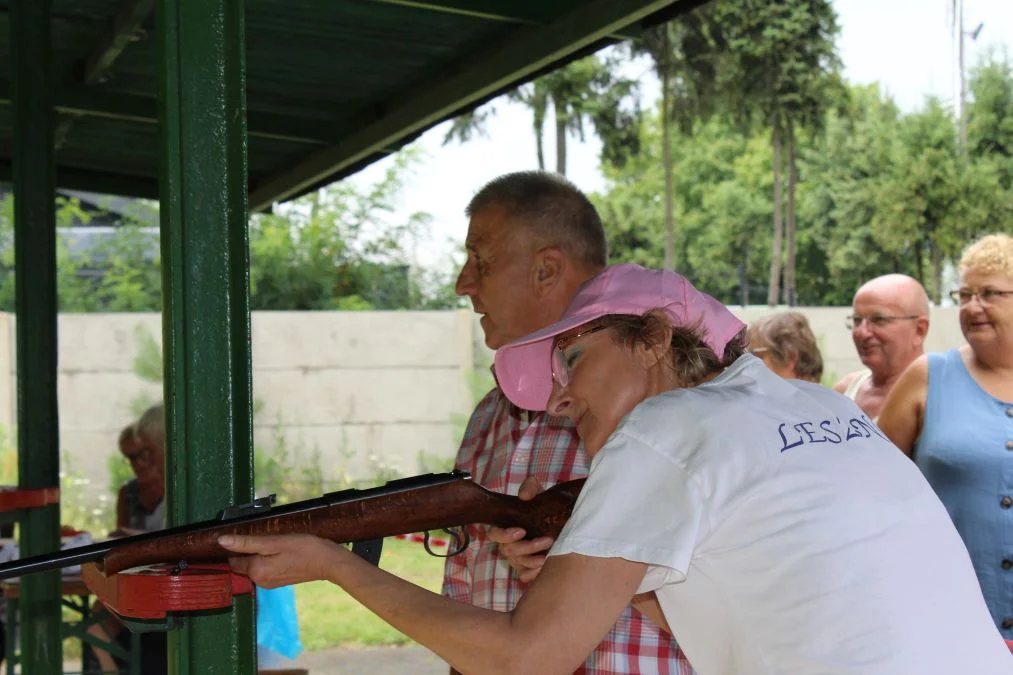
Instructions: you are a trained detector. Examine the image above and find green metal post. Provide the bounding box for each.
[10,0,63,673]
[156,0,256,673]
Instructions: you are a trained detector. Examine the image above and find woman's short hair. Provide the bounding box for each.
[959,233,1013,279]
[748,311,824,383]
[602,312,747,387]
[136,402,165,449]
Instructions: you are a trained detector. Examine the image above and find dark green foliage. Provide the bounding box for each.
[712,0,842,304]
[627,5,725,271]
[714,0,841,132]
[599,66,1013,306]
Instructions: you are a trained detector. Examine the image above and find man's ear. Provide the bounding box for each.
[913,316,930,346]
[636,309,673,369]
[532,246,565,294]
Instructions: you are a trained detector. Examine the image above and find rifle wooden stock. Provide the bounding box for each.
[0,472,585,579]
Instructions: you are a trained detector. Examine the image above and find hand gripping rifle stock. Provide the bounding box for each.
[0,471,585,579]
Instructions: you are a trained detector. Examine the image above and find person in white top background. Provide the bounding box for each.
[219,264,1010,675]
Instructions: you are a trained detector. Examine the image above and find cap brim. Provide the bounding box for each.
[494,312,598,411]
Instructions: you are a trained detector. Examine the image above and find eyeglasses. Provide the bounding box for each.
[949,289,1013,305]
[551,323,609,388]
[845,314,920,330]
[123,446,153,466]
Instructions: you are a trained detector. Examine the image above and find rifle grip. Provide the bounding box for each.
[489,478,586,539]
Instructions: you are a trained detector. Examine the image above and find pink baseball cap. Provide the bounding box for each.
[494,264,745,411]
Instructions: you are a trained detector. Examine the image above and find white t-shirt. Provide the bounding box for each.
[551,355,1012,675]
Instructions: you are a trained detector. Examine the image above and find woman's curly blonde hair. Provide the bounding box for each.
[960,233,1013,280]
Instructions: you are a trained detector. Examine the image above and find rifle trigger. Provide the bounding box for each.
[218,494,277,521]
[351,538,383,567]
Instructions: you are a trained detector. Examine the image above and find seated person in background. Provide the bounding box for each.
[221,264,1011,675]
[747,311,824,383]
[90,403,168,675]
[112,405,166,537]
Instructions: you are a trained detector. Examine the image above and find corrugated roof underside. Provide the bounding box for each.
[0,0,683,200]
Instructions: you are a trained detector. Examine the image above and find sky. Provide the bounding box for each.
[344,0,1013,270]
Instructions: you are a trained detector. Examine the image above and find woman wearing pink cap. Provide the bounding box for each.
[221,264,1011,675]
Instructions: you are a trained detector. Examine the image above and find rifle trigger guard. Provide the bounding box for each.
[424,528,469,558]
[218,494,277,521]
[351,538,383,567]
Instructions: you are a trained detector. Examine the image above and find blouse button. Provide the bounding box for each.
[1004,560,1013,570]
[1004,618,1013,630]
[1007,408,1013,417]
[1007,440,1013,451]
[1002,496,1013,509]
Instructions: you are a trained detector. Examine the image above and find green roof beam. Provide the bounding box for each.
[362,0,639,38]
[363,0,541,24]
[0,161,160,199]
[0,83,331,145]
[81,0,155,85]
[53,0,156,151]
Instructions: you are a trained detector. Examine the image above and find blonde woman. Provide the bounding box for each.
[880,233,1013,639]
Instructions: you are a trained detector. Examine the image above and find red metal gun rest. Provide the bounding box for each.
[81,561,254,619]
[0,486,59,512]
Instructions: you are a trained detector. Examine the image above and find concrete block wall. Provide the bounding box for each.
[0,306,966,512]
[249,311,476,484]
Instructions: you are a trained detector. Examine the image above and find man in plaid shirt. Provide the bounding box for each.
[442,171,693,674]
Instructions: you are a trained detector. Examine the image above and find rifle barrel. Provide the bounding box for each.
[0,470,471,580]
[0,539,117,578]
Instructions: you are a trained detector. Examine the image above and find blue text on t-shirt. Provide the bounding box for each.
[777,415,886,453]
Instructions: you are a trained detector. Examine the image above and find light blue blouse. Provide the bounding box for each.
[915,348,1013,638]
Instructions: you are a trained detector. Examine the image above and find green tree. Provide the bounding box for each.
[714,0,842,305]
[599,78,1004,308]
[628,9,722,271]
[873,98,963,301]
[444,53,640,176]
[797,85,910,304]
[249,152,454,310]
[0,194,161,312]
[596,113,774,305]
[967,51,1013,190]
[873,97,1010,301]
[798,83,1008,304]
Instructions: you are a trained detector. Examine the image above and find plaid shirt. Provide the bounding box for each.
[443,386,694,674]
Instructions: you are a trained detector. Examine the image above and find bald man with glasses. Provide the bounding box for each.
[834,274,930,420]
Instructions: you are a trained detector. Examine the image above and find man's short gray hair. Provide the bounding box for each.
[466,171,607,269]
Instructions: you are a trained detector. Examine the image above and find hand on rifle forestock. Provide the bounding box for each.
[219,533,346,588]
[487,477,555,583]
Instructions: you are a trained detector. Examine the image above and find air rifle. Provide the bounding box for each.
[0,471,585,580]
